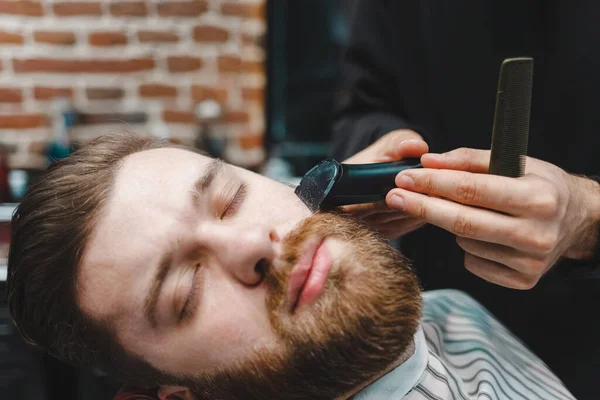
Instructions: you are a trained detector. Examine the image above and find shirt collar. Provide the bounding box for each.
[352,326,428,399]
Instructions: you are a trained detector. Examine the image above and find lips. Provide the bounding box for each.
[287,238,332,312]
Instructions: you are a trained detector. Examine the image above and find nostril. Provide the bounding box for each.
[255,258,268,280]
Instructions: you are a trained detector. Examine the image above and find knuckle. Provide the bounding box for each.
[531,192,560,217]
[453,214,477,237]
[533,231,559,254]
[419,174,436,193]
[515,275,540,290]
[456,178,478,203]
[414,200,428,219]
[512,226,557,255]
[456,147,470,157]
[451,147,472,169]
[463,253,477,271]
[520,258,547,275]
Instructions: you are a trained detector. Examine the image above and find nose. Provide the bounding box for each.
[200,223,280,286]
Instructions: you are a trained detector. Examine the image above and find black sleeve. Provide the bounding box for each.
[331,1,432,161]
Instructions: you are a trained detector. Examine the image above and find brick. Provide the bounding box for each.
[0,88,22,103]
[241,32,264,47]
[0,31,24,45]
[34,86,73,100]
[110,1,148,17]
[86,88,125,100]
[191,85,228,103]
[192,25,229,43]
[14,58,155,73]
[28,140,48,155]
[157,1,208,17]
[217,55,241,72]
[222,110,249,124]
[0,1,43,17]
[241,87,263,103]
[34,31,76,46]
[53,2,102,17]
[221,2,264,19]
[138,30,178,43]
[139,84,177,98]
[166,56,203,73]
[78,112,147,124]
[163,110,196,124]
[89,32,128,47]
[0,114,46,129]
[238,134,263,150]
[243,60,263,74]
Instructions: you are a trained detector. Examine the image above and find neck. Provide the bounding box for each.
[336,339,417,400]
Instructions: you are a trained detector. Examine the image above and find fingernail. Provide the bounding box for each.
[389,194,405,210]
[401,138,419,145]
[397,174,414,187]
[425,153,444,160]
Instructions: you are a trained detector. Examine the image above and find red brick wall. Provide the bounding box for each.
[0,0,266,169]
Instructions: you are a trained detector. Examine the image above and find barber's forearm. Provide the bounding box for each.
[563,174,600,261]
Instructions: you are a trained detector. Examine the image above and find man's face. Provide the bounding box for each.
[78,148,421,399]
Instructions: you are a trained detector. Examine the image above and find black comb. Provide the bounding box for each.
[489,57,534,177]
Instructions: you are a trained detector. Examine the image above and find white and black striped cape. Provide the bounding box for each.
[353,290,576,400]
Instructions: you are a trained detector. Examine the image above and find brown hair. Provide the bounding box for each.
[7,132,187,387]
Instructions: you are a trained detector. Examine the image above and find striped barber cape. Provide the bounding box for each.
[353,290,576,400]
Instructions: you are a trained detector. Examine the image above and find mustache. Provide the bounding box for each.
[263,210,385,315]
[265,211,348,280]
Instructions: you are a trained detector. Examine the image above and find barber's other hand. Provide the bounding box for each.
[386,148,600,289]
[343,130,428,238]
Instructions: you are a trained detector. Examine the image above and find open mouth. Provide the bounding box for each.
[287,238,332,313]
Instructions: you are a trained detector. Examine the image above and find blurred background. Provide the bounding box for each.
[0,0,353,399]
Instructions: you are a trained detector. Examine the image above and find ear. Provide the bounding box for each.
[157,386,197,400]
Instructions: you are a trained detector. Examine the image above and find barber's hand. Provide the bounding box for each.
[343,129,429,238]
[386,148,600,289]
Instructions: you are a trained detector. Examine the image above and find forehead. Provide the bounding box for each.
[77,148,212,320]
[115,147,211,199]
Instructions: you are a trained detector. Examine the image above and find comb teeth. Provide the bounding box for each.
[489,57,533,177]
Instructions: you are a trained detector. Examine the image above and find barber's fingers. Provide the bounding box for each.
[456,237,551,276]
[377,219,427,239]
[463,252,540,290]
[394,168,549,217]
[343,130,426,164]
[344,201,398,218]
[362,211,415,225]
[421,147,491,173]
[386,188,533,251]
[383,137,429,161]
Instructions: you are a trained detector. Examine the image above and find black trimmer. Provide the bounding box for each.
[294,158,422,213]
[294,58,534,213]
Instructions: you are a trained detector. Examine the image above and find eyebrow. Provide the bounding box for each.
[143,158,224,328]
[144,250,173,328]
[192,158,225,206]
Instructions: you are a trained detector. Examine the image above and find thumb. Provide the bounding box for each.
[343,129,426,164]
[382,135,428,161]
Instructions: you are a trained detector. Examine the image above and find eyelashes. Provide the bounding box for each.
[180,262,202,323]
[221,182,247,219]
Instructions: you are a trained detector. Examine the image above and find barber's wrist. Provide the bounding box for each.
[564,174,600,261]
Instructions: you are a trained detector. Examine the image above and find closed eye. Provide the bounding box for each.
[222,182,247,219]
[180,263,202,323]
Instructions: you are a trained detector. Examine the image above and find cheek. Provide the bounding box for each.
[250,182,311,226]
[197,283,280,367]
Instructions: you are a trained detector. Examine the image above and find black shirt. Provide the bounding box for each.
[332,1,600,399]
